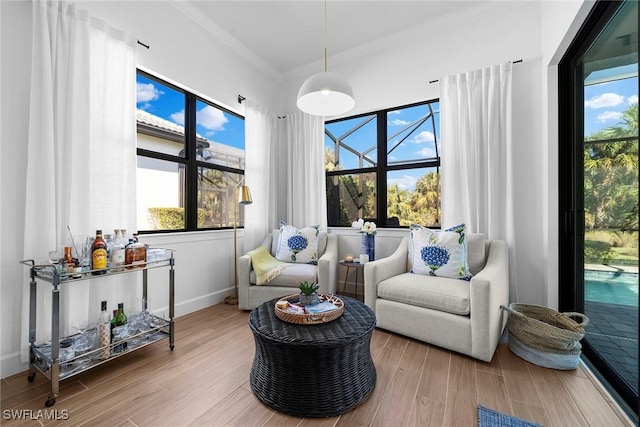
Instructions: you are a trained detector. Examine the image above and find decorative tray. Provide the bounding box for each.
[274,294,344,325]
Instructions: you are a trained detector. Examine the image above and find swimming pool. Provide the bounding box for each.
[584,270,639,307]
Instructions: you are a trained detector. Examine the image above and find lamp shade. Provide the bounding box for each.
[297,71,355,116]
[239,185,252,205]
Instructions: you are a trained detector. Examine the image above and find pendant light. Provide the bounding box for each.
[297,0,355,116]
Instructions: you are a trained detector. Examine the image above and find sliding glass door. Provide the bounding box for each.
[559,0,638,418]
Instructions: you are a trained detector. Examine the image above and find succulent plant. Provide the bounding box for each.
[298,281,319,296]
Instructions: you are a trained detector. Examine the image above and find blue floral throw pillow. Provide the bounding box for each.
[275,222,320,264]
[410,224,472,281]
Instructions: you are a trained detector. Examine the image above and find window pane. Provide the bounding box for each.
[326,173,376,226]
[197,169,246,228]
[137,157,185,230]
[387,103,440,165]
[196,99,246,168]
[387,168,440,227]
[325,115,377,171]
[136,74,186,157]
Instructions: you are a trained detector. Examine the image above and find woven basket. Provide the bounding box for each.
[275,294,344,325]
[501,303,589,370]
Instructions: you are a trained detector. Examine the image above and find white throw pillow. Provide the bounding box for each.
[275,222,320,264]
[410,224,472,281]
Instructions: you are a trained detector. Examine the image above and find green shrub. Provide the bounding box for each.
[584,240,614,264]
[147,208,185,229]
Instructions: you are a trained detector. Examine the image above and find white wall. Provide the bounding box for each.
[1,0,593,378]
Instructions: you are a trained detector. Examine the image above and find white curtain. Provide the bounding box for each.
[283,112,327,228]
[244,100,278,250]
[440,62,518,301]
[23,0,137,355]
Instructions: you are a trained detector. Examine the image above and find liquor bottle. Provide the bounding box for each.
[104,233,114,267]
[125,237,146,269]
[97,301,110,360]
[114,303,128,351]
[110,229,125,271]
[60,246,74,277]
[91,230,108,275]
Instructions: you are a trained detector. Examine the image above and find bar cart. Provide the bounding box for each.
[20,248,175,407]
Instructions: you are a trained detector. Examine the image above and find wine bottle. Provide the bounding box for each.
[91,230,108,275]
[110,309,119,353]
[114,303,128,351]
[97,301,110,360]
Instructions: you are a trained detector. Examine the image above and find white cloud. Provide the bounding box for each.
[136,82,162,103]
[584,92,625,109]
[388,110,401,115]
[388,174,417,191]
[415,147,437,158]
[170,110,185,126]
[597,111,623,123]
[197,105,228,131]
[628,95,638,105]
[389,119,410,126]
[410,130,435,144]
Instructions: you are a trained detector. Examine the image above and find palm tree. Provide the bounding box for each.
[584,102,638,231]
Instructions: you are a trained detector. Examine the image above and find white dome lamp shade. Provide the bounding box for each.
[297,71,355,117]
[296,0,355,117]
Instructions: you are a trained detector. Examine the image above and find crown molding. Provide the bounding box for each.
[167,0,283,82]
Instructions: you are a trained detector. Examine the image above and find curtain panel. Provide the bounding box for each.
[283,112,328,229]
[23,0,137,356]
[244,99,278,250]
[440,62,518,301]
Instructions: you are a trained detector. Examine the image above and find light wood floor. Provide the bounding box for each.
[1,302,634,426]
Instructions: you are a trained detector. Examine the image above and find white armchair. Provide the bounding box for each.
[364,234,509,362]
[238,230,338,310]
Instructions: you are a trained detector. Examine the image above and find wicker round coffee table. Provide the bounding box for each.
[248,295,376,418]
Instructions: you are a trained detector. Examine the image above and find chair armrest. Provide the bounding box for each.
[363,237,409,312]
[318,234,338,294]
[469,240,509,361]
[237,254,253,310]
[237,233,273,310]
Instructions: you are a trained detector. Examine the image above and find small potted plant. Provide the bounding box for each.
[298,281,320,306]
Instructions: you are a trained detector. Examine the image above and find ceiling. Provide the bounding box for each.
[168,1,516,81]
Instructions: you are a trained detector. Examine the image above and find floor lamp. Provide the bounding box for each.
[225,180,253,305]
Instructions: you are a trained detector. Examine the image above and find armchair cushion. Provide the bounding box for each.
[378,272,471,315]
[409,224,472,280]
[275,222,320,264]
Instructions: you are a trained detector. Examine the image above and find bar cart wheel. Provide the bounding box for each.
[45,397,56,407]
[27,372,36,382]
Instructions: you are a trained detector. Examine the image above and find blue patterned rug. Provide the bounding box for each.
[478,405,542,427]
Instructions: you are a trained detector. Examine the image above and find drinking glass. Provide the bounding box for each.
[71,320,94,355]
[48,250,61,265]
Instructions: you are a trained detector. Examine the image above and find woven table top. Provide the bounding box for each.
[249,295,376,347]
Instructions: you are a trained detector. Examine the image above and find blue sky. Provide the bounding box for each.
[136,74,245,149]
[584,75,638,137]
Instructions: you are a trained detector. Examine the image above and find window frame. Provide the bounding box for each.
[325,99,441,228]
[136,69,245,233]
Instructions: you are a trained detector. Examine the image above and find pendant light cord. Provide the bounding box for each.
[323,0,327,72]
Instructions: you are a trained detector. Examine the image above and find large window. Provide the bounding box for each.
[135,70,245,232]
[325,100,440,227]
